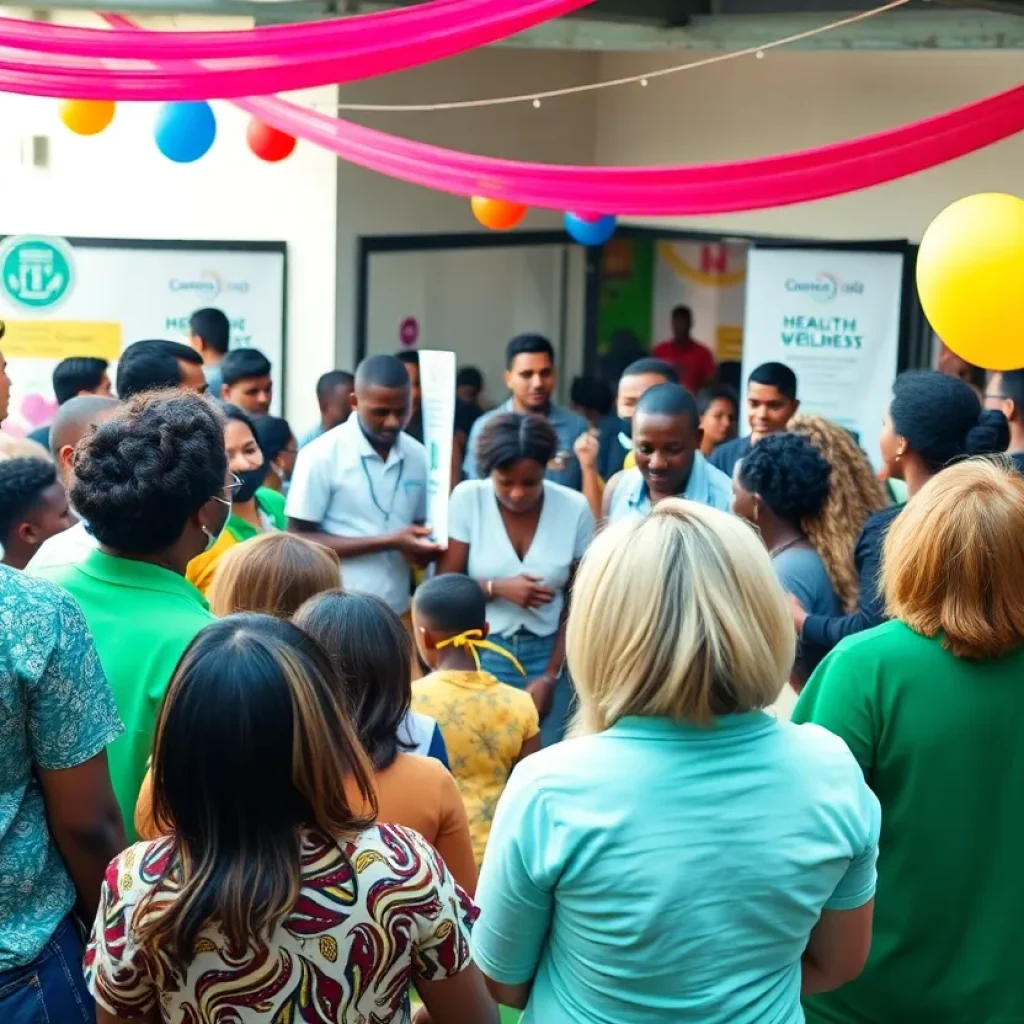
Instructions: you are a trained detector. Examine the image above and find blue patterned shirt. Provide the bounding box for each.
[0,566,123,969]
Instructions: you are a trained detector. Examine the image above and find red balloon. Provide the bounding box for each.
[246,118,297,162]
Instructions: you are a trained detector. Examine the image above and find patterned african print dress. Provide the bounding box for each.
[85,824,477,1023]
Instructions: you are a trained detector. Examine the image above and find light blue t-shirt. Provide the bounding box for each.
[607,452,733,519]
[0,567,123,969]
[773,546,841,618]
[473,713,880,1024]
[298,422,324,449]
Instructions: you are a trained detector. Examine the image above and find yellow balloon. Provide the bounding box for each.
[916,192,1024,371]
[59,99,116,136]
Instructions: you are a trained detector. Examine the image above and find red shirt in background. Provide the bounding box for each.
[650,338,716,393]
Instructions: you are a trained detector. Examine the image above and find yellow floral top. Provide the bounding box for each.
[412,670,539,865]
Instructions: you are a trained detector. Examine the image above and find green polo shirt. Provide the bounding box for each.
[34,549,213,840]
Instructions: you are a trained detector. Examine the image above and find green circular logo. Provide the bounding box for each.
[0,236,74,311]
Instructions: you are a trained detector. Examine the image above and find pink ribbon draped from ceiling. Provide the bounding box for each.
[104,13,1024,215]
[237,85,1024,215]
[0,0,593,100]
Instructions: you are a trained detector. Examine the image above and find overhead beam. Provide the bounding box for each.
[3,1,1022,51]
[502,9,1024,51]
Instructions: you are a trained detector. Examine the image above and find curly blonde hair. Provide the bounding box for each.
[788,414,889,613]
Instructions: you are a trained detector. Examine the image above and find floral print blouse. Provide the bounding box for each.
[85,824,477,1022]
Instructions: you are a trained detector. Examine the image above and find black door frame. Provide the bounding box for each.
[354,227,919,375]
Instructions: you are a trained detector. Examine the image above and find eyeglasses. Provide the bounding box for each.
[215,473,242,506]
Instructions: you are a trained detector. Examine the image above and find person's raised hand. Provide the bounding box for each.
[574,430,600,474]
[494,574,556,609]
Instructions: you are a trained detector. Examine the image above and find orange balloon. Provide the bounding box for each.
[59,99,115,136]
[471,196,527,231]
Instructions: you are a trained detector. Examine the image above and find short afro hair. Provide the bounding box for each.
[737,433,831,523]
[475,412,558,477]
[414,573,486,634]
[70,390,227,555]
[0,458,58,541]
[355,354,410,391]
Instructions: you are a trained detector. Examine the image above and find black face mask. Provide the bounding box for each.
[234,463,267,504]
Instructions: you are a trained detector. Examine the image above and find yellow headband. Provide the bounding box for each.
[435,629,525,676]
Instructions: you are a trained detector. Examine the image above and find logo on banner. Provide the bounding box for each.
[785,273,864,303]
[0,236,75,311]
[169,270,250,299]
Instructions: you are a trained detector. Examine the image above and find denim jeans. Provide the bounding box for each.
[0,917,94,1023]
[478,630,574,746]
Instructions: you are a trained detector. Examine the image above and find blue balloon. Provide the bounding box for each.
[155,101,216,163]
[564,212,617,246]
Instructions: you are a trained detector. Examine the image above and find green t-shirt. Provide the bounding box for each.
[228,487,287,541]
[35,550,213,841]
[794,620,1024,1024]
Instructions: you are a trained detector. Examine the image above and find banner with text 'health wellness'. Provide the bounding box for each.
[741,248,904,469]
[0,235,286,438]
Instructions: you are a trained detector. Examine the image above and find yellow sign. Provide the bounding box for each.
[716,325,744,362]
[658,242,747,289]
[2,320,121,361]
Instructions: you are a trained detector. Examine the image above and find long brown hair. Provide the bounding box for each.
[209,532,340,618]
[136,615,376,978]
[884,459,1024,660]
[788,414,888,612]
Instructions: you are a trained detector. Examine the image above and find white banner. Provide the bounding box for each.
[742,248,904,468]
[418,349,456,547]
[0,236,286,438]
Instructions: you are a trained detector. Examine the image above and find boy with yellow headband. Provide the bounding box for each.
[412,573,541,866]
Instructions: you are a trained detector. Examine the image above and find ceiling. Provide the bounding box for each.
[8,0,1024,48]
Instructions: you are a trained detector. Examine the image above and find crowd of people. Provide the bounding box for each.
[1,301,1023,1024]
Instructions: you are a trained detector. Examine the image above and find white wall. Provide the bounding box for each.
[0,85,339,421]
[333,48,599,403]
[595,50,1024,241]
[366,245,579,405]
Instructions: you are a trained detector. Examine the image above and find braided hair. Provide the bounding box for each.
[70,390,226,555]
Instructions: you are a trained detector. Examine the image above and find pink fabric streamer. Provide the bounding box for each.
[0,0,592,100]
[104,14,1024,215]
[236,86,1024,215]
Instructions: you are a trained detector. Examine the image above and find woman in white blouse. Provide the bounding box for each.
[437,413,595,745]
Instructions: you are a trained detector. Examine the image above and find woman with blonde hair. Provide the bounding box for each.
[795,459,1024,1024]
[787,414,888,613]
[208,530,339,618]
[472,500,880,1023]
[86,616,495,1024]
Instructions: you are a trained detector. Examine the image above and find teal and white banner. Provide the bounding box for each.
[0,235,286,439]
[741,248,904,468]
[419,349,456,547]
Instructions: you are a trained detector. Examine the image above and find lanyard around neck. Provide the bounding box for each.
[360,454,404,522]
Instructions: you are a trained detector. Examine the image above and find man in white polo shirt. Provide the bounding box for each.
[286,354,440,617]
